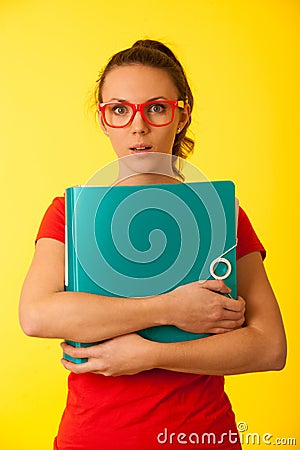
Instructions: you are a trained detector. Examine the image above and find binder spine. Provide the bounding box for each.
[64,187,91,364]
[65,187,79,292]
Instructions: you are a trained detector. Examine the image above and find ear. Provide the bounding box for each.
[97,110,109,136]
[177,103,191,133]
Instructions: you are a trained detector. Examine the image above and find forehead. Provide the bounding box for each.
[101,65,178,102]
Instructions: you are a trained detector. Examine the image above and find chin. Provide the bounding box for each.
[118,152,175,181]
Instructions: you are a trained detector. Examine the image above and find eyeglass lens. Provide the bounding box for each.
[103,102,174,127]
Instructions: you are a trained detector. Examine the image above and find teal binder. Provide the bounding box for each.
[64,181,237,363]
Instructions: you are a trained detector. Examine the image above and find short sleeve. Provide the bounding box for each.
[236,206,266,260]
[35,196,65,244]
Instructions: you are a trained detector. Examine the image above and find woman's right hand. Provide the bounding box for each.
[165,280,246,334]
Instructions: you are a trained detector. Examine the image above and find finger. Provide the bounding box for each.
[61,357,96,374]
[217,308,245,320]
[60,342,95,359]
[217,317,245,330]
[210,318,245,333]
[198,279,231,294]
[222,296,246,312]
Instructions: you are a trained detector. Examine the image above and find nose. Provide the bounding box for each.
[130,110,150,134]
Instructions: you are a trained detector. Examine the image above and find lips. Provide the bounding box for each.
[129,144,152,152]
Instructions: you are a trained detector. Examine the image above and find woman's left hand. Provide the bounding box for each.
[60,333,156,376]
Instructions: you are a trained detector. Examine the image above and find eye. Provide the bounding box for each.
[148,103,167,114]
[111,104,130,115]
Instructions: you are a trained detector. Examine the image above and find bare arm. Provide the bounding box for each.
[152,252,287,374]
[19,238,245,342]
[19,238,166,341]
[61,251,286,376]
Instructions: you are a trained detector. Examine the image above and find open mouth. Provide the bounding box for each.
[130,146,152,152]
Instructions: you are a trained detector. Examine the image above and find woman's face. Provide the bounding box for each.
[99,65,190,161]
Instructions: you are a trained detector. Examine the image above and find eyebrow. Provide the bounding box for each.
[107,96,169,103]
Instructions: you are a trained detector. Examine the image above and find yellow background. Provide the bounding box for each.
[1,0,299,448]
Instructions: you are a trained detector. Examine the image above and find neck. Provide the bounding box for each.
[113,152,182,186]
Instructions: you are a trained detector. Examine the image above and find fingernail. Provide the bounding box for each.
[198,280,206,284]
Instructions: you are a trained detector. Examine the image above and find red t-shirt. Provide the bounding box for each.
[36,196,265,450]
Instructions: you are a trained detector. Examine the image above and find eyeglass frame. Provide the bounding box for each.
[97,99,185,128]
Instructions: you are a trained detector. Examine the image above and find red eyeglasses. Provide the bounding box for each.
[98,100,185,128]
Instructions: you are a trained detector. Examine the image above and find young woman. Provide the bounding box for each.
[19,40,286,450]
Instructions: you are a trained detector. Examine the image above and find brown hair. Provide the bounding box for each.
[94,40,195,163]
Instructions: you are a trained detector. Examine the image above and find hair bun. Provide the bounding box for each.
[132,39,179,65]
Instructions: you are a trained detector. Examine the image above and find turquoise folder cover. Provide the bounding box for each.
[64,181,237,363]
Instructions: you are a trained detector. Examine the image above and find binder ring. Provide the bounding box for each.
[210,257,231,280]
